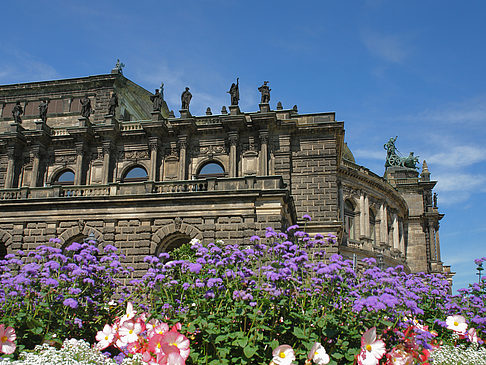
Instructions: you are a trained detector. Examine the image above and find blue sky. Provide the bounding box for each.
[1,0,485,291]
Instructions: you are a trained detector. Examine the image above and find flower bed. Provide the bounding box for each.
[0,219,485,364]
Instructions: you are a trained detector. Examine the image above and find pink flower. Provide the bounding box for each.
[467,327,478,343]
[0,324,16,355]
[159,331,190,360]
[357,327,386,365]
[446,315,467,335]
[271,345,295,365]
[95,324,115,350]
[386,346,414,365]
[307,342,330,364]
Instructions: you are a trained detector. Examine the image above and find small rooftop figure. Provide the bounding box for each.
[80,95,92,119]
[181,87,192,110]
[258,81,271,104]
[227,78,239,106]
[206,107,212,115]
[151,89,163,112]
[12,101,23,124]
[112,59,125,75]
[221,106,228,115]
[39,100,49,123]
[276,101,283,110]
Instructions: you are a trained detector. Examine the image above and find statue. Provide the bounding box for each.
[80,95,92,118]
[258,81,271,104]
[150,89,163,112]
[38,100,48,123]
[114,59,125,74]
[160,82,165,100]
[12,102,23,124]
[227,78,239,106]
[108,92,118,116]
[384,136,419,169]
[433,192,438,208]
[181,87,192,110]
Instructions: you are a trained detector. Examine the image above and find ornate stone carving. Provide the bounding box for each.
[54,154,76,164]
[174,217,182,230]
[121,150,149,160]
[199,144,226,156]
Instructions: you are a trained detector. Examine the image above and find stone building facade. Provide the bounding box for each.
[0,71,450,277]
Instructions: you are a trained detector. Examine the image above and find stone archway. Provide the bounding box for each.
[151,220,203,256]
[0,229,12,259]
[58,223,104,249]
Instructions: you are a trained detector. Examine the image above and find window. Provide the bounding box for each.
[197,162,225,178]
[369,209,376,244]
[344,200,356,240]
[54,170,75,185]
[123,166,148,182]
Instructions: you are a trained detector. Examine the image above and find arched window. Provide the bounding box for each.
[54,169,75,185]
[344,200,356,241]
[197,161,225,179]
[156,233,192,256]
[123,166,148,183]
[369,209,376,245]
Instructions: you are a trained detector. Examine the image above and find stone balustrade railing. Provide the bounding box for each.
[0,176,286,201]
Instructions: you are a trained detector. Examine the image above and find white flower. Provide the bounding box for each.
[271,344,296,365]
[307,342,330,364]
[95,324,114,350]
[357,327,386,365]
[445,315,467,335]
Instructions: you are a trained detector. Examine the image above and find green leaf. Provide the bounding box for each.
[243,346,257,358]
[237,337,248,348]
[293,327,306,339]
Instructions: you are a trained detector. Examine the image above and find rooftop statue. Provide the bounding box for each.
[113,59,125,74]
[80,95,92,118]
[151,89,163,112]
[181,87,192,110]
[384,136,419,169]
[258,81,271,104]
[228,78,239,106]
[108,92,118,116]
[12,101,23,124]
[39,100,49,123]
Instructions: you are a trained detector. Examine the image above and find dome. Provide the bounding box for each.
[342,142,356,163]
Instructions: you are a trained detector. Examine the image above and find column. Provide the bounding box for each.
[5,146,16,188]
[380,203,388,244]
[148,137,159,181]
[429,224,437,261]
[435,227,441,262]
[259,131,268,176]
[178,136,187,180]
[102,141,112,185]
[399,220,405,254]
[228,132,238,178]
[74,142,85,186]
[30,146,41,187]
[392,214,399,250]
[364,195,369,237]
[359,193,365,238]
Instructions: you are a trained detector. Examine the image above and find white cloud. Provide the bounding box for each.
[361,30,410,63]
[353,149,384,160]
[427,145,486,168]
[434,173,486,192]
[0,48,57,84]
[418,95,486,126]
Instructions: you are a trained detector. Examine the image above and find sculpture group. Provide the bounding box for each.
[384,136,419,169]
[10,76,275,124]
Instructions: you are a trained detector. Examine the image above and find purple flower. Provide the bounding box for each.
[250,235,261,242]
[188,263,202,274]
[66,242,82,251]
[44,278,59,287]
[63,298,78,309]
[302,214,312,221]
